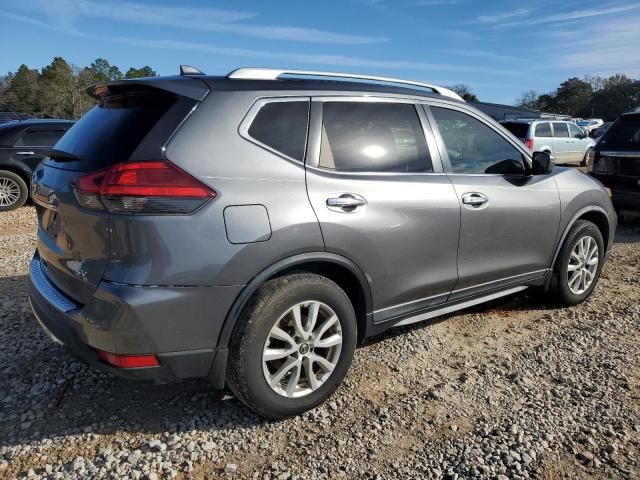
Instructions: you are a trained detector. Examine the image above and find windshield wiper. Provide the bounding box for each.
[47,148,82,162]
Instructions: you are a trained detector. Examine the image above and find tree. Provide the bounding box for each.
[551,77,593,117]
[124,66,157,79]
[2,65,41,115]
[516,90,540,110]
[592,74,640,121]
[447,83,478,102]
[87,58,123,82]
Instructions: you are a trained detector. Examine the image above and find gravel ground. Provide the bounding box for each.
[0,206,639,480]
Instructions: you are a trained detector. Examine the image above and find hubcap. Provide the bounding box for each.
[262,301,342,398]
[0,177,21,207]
[567,235,599,295]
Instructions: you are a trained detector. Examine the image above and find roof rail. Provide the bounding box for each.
[227,68,464,101]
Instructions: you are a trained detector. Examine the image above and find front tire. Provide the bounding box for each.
[551,220,604,306]
[0,170,28,211]
[226,273,357,419]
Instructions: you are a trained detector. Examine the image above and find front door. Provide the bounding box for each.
[305,98,460,323]
[427,103,561,300]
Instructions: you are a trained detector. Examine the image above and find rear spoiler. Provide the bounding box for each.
[87,76,210,102]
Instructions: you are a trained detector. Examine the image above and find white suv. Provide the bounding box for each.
[501,119,595,166]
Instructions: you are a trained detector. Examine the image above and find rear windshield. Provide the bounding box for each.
[51,90,176,171]
[600,115,640,150]
[501,122,529,138]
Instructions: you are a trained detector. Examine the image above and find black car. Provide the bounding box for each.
[589,112,640,212]
[0,119,74,211]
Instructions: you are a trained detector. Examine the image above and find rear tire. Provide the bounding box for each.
[0,170,28,212]
[226,273,357,419]
[581,148,592,168]
[551,220,604,306]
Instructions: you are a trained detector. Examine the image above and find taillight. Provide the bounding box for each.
[72,161,215,214]
[592,155,616,175]
[524,138,534,150]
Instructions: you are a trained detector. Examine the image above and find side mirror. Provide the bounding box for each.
[532,151,554,175]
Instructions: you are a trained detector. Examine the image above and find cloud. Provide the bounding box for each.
[23,0,386,45]
[544,14,640,76]
[446,49,522,63]
[499,3,640,27]
[0,9,84,36]
[107,36,521,77]
[464,8,530,24]
[408,0,460,6]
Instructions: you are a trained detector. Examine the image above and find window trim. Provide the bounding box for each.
[423,101,533,177]
[305,95,445,176]
[238,96,311,164]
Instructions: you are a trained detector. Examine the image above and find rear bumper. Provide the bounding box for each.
[28,254,241,385]
[590,173,640,210]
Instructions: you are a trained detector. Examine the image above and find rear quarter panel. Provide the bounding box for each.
[105,90,324,287]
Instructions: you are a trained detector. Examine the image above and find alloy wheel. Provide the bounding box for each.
[262,301,342,398]
[567,235,599,295]
[0,177,21,207]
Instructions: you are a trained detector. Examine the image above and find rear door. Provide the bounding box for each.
[10,125,71,171]
[305,97,460,323]
[427,103,560,299]
[551,122,571,163]
[32,85,201,304]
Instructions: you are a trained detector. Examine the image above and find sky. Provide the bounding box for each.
[1,0,639,105]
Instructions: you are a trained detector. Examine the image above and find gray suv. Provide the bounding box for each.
[28,67,616,418]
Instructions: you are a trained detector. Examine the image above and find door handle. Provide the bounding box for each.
[461,192,489,207]
[326,193,367,212]
[16,151,35,156]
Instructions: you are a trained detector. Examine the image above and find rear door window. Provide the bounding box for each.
[552,123,569,138]
[247,100,310,162]
[319,102,432,173]
[14,128,68,147]
[534,123,553,138]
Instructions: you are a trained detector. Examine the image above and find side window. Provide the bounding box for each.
[569,123,583,138]
[552,123,569,138]
[14,129,67,147]
[247,100,309,161]
[431,107,524,175]
[535,122,553,138]
[319,102,432,173]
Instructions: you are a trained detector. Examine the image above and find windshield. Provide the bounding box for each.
[576,121,589,126]
[599,115,640,150]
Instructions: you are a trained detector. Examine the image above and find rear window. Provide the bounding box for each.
[535,123,552,137]
[501,122,529,138]
[52,91,176,171]
[600,115,640,150]
[247,101,309,162]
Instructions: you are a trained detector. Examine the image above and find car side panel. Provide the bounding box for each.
[104,90,325,287]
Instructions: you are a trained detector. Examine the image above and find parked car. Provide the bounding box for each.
[576,118,604,133]
[589,112,640,212]
[591,122,613,139]
[0,111,36,124]
[28,67,615,418]
[0,119,74,211]
[500,119,595,165]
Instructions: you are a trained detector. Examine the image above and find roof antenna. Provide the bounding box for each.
[180,65,205,76]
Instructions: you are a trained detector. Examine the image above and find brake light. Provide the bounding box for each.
[524,138,534,150]
[97,350,160,368]
[592,155,616,175]
[73,160,215,214]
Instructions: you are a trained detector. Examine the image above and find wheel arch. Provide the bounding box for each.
[545,205,611,288]
[0,163,32,188]
[216,252,373,351]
